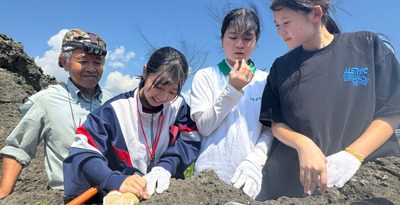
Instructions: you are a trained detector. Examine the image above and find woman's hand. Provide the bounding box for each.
[119,174,149,200]
[297,138,327,195]
[271,122,328,195]
[228,59,254,91]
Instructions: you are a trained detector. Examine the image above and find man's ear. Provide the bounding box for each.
[58,55,68,71]
[142,64,148,79]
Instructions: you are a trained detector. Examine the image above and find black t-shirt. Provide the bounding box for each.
[259,31,400,199]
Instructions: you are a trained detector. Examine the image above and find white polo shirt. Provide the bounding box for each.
[190,63,269,182]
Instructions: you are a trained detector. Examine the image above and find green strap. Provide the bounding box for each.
[248,59,256,73]
[217,59,256,76]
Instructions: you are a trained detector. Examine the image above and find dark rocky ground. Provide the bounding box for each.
[1,33,400,205]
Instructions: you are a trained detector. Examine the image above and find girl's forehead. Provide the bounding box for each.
[149,73,179,88]
[152,80,179,90]
[226,27,256,35]
[274,7,298,17]
[226,24,255,33]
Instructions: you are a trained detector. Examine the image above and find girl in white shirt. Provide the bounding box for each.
[190,7,273,200]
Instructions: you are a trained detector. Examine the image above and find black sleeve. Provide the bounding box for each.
[260,61,286,127]
[373,33,400,118]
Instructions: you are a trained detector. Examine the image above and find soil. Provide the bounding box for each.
[1,33,400,205]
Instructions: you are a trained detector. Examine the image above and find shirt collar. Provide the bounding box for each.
[66,78,102,103]
[217,59,256,76]
[217,59,232,76]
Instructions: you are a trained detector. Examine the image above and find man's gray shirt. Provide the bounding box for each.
[0,78,112,189]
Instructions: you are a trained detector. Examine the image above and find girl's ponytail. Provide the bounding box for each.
[326,15,340,34]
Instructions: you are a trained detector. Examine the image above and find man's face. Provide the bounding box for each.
[63,49,104,90]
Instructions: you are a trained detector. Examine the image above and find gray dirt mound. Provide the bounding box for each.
[141,169,255,205]
[141,157,400,205]
[0,33,399,205]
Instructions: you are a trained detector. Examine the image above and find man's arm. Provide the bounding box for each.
[0,156,23,199]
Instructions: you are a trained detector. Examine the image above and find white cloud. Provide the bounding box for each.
[107,46,135,68]
[35,29,69,83]
[103,71,140,96]
[108,61,125,68]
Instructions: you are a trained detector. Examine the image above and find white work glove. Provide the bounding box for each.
[230,158,263,199]
[143,166,171,195]
[231,126,272,199]
[327,151,361,188]
[230,146,268,199]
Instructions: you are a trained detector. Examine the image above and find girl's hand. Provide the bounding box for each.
[119,174,149,200]
[297,138,327,195]
[228,59,254,91]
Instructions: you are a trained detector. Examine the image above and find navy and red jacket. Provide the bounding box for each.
[63,89,201,199]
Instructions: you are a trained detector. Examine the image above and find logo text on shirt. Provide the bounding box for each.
[343,67,369,86]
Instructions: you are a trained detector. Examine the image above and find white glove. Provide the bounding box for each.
[143,166,171,195]
[230,159,263,199]
[327,151,361,188]
[230,126,272,199]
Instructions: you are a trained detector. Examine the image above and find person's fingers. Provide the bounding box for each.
[233,175,246,189]
[233,59,240,72]
[326,160,335,187]
[246,71,254,82]
[303,170,312,195]
[122,185,141,199]
[335,171,353,188]
[310,171,319,195]
[134,174,147,188]
[236,60,253,82]
[319,168,328,193]
[327,162,344,187]
[145,177,156,196]
[230,170,240,184]
[136,176,149,193]
[156,178,170,194]
[237,59,243,72]
[299,168,305,187]
[130,180,148,199]
[120,175,150,200]
[242,179,254,197]
[236,59,248,73]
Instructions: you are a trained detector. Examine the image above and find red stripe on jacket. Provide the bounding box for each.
[112,145,133,167]
[76,126,100,150]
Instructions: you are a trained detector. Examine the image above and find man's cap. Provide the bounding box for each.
[59,28,107,67]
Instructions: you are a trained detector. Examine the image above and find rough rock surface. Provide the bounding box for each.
[0,33,399,205]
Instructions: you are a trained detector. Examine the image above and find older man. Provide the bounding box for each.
[0,28,112,199]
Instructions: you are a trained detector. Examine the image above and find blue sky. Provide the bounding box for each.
[2,0,400,96]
